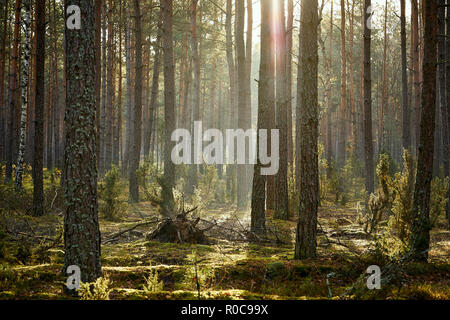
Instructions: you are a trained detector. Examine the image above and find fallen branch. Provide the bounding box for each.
[103,219,160,244]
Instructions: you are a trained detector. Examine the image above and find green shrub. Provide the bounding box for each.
[78,275,112,300]
[98,166,126,221]
[389,150,415,243]
[430,176,449,227]
[142,268,164,293]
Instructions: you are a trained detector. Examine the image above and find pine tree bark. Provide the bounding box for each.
[236,0,249,209]
[363,0,374,194]
[122,8,131,176]
[348,0,357,158]
[63,0,101,286]
[409,0,438,262]
[129,0,143,203]
[337,0,347,169]
[437,1,447,177]
[295,0,319,259]
[401,0,410,150]
[225,0,237,202]
[0,0,8,164]
[32,0,45,217]
[104,0,114,172]
[411,0,420,152]
[274,0,289,219]
[188,0,200,195]
[286,0,294,169]
[94,0,102,171]
[251,0,274,237]
[446,0,450,229]
[161,0,176,216]
[379,0,388,153]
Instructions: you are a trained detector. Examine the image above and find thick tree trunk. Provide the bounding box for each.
[32,0,45,217]
[363,0,374,194]
[409,0,438,262]
[295,0,319,259]
[63,0,101,287]
[129,0,143,203]
[251,0,274,237]
[161,0,176,216]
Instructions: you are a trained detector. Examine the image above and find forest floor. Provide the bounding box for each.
[1,193,449,300]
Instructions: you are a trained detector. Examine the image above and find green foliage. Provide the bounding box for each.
[178,250,215,294]
[429,176,449,227]
[142,268,164,293]
[78,275,112,300]
[389,150,415,243]
[363,154,395,233]
[288,165,299,216]
[98,166,126,221]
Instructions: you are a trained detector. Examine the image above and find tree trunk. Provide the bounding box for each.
[5,0,21,183]
[129,0,143,203]
[188,0,200,195]
[144,11,162,159]
[63,0,101,288]
[286,0,294,169]
[104,0,114,172]
[295,0,319,259]
[99,0,107,175]
[337,0,346,169]
[363,0,374,194]
[437,1,447,177]
[274,0,289,219]
[401,0,410,150]
[348,0,357,158]
[379,0,388,153]
[411,0,420,152]
[95,0,101,172]
[225,0,237,202]
[236,0,248,209]
[446,0,450,229]
[14,0,31,191]
[122,8,131,176]
[325,0,334,178]
[32,0,45,217]
[161,0,176,216]
[0,0,8,164]
[409,0,438,262]
[251,0,274,237]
